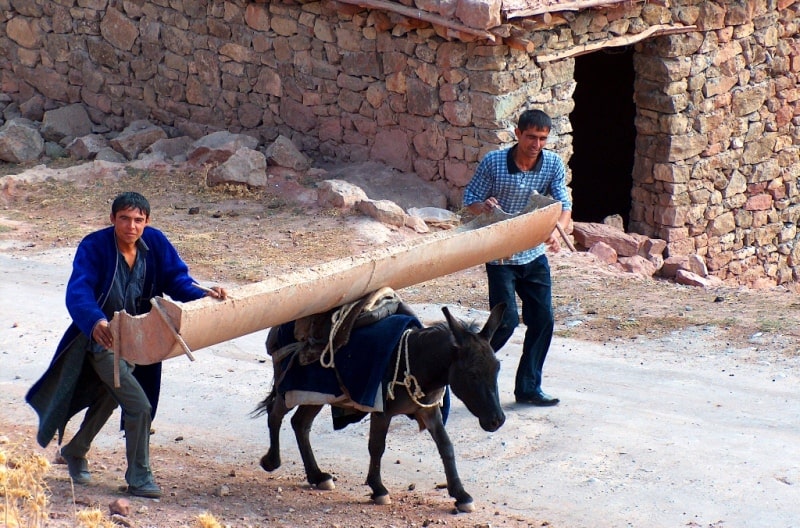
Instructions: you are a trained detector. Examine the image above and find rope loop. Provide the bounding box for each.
[387,328,442,409]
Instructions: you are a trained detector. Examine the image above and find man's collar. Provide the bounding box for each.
[506,144,543,174]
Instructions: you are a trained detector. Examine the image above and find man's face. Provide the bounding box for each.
[515,126,550,159]
[111,206,149,246]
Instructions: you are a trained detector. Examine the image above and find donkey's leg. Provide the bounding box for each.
[366,411,392,505]
[291,404,334,490]
[418,407,474,512]
[260,391,289,472]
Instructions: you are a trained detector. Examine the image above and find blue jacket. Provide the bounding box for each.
[26,225,205,448]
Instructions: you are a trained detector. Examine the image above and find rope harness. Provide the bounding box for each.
[387,328,442,409]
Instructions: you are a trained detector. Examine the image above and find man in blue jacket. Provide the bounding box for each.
[26,192,227,498]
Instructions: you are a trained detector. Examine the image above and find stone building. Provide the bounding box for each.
[1,0,799,286]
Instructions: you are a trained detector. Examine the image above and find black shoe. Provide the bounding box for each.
[61,451,91,485]
[128,481,163,498]
[516,391,560,406]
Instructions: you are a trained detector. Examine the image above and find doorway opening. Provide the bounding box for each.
[568,46,636,229]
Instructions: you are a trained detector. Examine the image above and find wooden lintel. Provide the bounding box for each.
[536,24,698,63]
[334,0,496,42]
[505,36,536,53]
[505,0,637,20]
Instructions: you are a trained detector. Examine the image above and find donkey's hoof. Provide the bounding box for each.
[315,478,335,491]
[455,500,475,513]
[372,494,391,506]
[259,454,280,472]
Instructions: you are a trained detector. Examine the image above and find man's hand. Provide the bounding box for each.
[193,282,228,300]
[207,286,228,300]
[92,320,113,349]
[546,232,561,253]
[466,197,499,216]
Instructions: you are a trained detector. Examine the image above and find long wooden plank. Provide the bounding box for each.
[110,196,561,365]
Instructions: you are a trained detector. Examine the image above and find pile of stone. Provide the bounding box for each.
[572,217,722,288]
[0,103,453,234]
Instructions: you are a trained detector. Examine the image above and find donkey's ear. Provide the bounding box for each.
[442,306,467,342]
[479,302,506,344]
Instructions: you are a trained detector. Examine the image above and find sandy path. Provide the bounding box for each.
[2,249,799,527]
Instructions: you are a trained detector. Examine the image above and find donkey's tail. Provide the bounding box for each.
[251,386,276,418]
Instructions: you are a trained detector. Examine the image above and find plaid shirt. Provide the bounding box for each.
[464,145,572,265]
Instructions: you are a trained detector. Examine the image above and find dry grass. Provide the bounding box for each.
[0,442,51,528]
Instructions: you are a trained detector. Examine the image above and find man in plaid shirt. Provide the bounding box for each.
[464,109,572,406]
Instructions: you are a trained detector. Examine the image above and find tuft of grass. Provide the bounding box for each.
[75,508,116,527]
[0,444,51,528]
[196,512,223,528]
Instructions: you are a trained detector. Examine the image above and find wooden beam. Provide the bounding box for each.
[505,36,536,53]
[504,0,637,19]
[333,0,496,41]
[536,24,698,63]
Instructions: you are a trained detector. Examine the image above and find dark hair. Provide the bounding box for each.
[112,192,151,218]
[517,109,552,132]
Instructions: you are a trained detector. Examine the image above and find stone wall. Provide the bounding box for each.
[627,1,800,286]
[1,0,799,286]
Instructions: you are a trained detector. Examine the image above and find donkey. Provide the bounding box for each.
[255,303,507,512]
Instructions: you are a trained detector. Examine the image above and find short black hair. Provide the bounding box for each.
[517,109,552,132]
[112,192,150,218]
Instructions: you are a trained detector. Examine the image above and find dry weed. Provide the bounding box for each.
[0,442,50,528]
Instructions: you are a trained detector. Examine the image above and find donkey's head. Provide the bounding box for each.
[442,303,506,432]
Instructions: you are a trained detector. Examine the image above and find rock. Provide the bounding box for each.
[322,161,447,210]
[617,255,657,277]
[188,131,259,166]
[0,119,44,163]
[686,254,708,277]
[110,120,168,160]
[404,214,430,233]
[41,104,94,144]
[572,222,643,257]
[206,147,267,187]
[675,269,722,287]
[143,136,194,162]
[588,241,618,264]
[603,213,625,231]
[67,134,111,160]
[265,134,311,171]
[109,498,131,516]
[95,147,127,163]
[317,179,368,209]
[640,237,667,259]
[44,142,68,159]
[356,198,407,227]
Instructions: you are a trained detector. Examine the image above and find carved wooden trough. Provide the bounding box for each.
[109,195,561,374]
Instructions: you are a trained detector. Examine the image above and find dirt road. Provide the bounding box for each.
[3,247,799,527]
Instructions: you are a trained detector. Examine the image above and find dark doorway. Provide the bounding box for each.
[569,46,636,228]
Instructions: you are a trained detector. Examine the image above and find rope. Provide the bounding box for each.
[319,300,360,368]
[387,328,442,409]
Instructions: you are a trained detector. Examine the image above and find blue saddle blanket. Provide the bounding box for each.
[276,314,421,408]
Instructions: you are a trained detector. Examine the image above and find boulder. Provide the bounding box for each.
[0,119,44,163]
[317,179,368,209]
[265,134,311,171]
[41,104,93,143]
[356,198,407,227]
[109,120,167,160]
[572,222,643,257]
[189,131,259,165]
[67,134,110,160]
[206,147,267,187]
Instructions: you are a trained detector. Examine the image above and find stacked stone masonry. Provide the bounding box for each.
[0,0,799,286]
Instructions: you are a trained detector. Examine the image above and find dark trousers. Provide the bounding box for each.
[486,255,554,399]
[61,348,154,487]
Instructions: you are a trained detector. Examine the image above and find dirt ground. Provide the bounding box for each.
[2,161,800,527]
